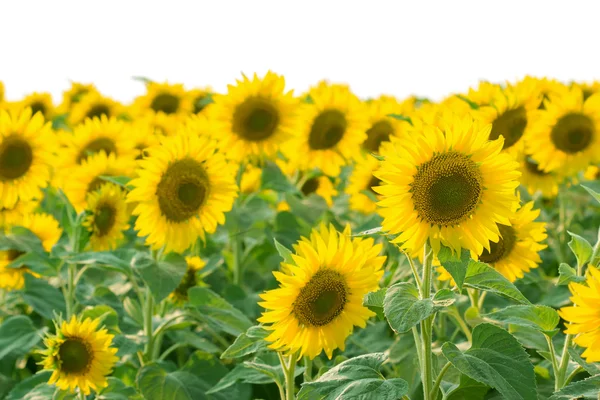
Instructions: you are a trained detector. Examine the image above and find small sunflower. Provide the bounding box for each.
[285,83,369,176]
[209,72,299,161]
[40,315,119,395]
[258,223,385,359]
[240,164,263,194]
[62,152,136,213]
[518,153,564,198]
[128,133,238,253]
[68,92,124,126]
[18,92,55,120]
[375,114,521,256]
[572,81,600,101]
[346,155,381,214]
[82,183,130,251]
[170,256,206,303]
[187,87,214,114]
[0,108,56,208]
[558,266,600,363]
[299,174,338,207]
[131,82,192,118]
[528,87,600,173]
[58,82,98,114]
[362,96,410,153]
[473,201,547,282]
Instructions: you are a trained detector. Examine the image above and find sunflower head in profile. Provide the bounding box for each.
[559,266,600,363]
[285,83,369,176]
[82,183,130,251]
[0,212,62,290]
[187,87,214,114]
[40,315,119,395]
[346,155,381,214]
[170,256,206,304]
[57,82,98,114]
[0,108,56,208]
[473,200,547,282]
[528,87,600,174]
[68,92,124,126]
[375,114,521,256]
[258,224,385,359]
[17,92,55,121]
[127,132,238,253]
[518,153,565,198]
[209,72,299,161]
[132,82,192,118]
[362,95,411,153]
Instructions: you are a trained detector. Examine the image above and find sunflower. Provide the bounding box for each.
[375,114,521,256]
[285,83,368,176]
[584,165,600,181]
[82,183,129,251]
[572,81,600,101]
[125,120,160,160]
[57,82,97,114]
[62,152,136,213]
[187,87,214,114]
[0,212,62,290]
[40,315,119,395]
[362,96,411,153]
[346,155,381,214]
[240,164,263,194]
[299,174,338,207]
[527,87,600,174]
[0,108,56,208]
[559,266,600,363]
[258,223,385,359]
[518,153,564,198]
[68,92,124,126]
[209,72,299,161]
[465,81,505,107]
[517,76,568,110]
[128,133,238,253]
[0,81,4,102]
[131,82,192,118]
[17,92,55,120]
[0,199,38,229]
[170,256,206,303]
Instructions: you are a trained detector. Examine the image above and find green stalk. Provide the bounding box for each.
[420,242,434,400]
[545,334,561,391]
[303,356,313,383]
[231,162,245,285]
[430,361,451,400]
[144,289,155,360]
[285,354,297,400]
[65,263,76,319]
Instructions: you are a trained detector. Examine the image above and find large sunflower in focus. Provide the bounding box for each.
[528,88,600,173]
[375,114,520,256]
[285,83,368,176]
[57,82,97,114]
[346,155,381,214]
[210,72,299,161]
[258,224,385,359]
[362,96,411,153]
[68,92,124,126]
[0,109,56,208]
[40,316,118,395]
[82,183,130,251]
[131,82,192,118]
[128,133,238,253]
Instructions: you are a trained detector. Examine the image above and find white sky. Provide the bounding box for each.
[1,0,599,103]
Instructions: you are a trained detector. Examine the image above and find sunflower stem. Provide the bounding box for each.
[231,162,245,286]
[404,251,423,295]
[303,356,313,383]
[284,353,297,400]
[430,361,451,400]
[65,263,77,319]
[545,334,561,391]
[143,288,155,361]
[419,242,434,400]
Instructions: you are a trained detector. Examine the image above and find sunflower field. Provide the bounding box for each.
[1,75,600,400]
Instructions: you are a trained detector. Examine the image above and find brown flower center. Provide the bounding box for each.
[293,269,348,327]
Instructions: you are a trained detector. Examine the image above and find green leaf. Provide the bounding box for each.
[456,94,480,110]
[22,275,66,319]
[386,113,412,124]
[6,252,58,276]
[549,373,600,399]
[433,288,456,308]
[99,175,133,189]
[260,162,296,193]
[273,239,294,265]
[6,371,52,400]
[96,377,138,400]
[441,323,536,400]
[483,305,559,335]
[558,263,585,285]
[0,227,45,254]
[188,287,253,336]
[208,365,272,394]
[445,376,490,400]
[0,315,46,360]
[136,365,208,400]
[132,252,187,302]
[567,231,593,267]
[297,353,409,400]
[352,226,383,236]
[464,261,530,304]
[221,325,269,359]
[81,305,120,333]
[568,347,600,376]
[437,246,470,290]
[11,383,56,400]
[582,182,600,204]
[384,282,433,333]
[66,250,133,275]
[363,288,386,319]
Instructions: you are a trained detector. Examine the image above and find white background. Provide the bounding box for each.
[1,0,599,103]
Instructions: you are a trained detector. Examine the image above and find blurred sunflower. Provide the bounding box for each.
[0,108,56,208]
[57,82,97,114]
[0,199,38,229]
[517,76,568,110]
[82,183,129,251]
[210,72,299,161]
[18,92,55,120]
[473,201,547,282]
[375,114,520,256]
[299,174,337,207]
[126,120,160,160]
[285,83,368,176]
[518,153,563,198]
[240,164,263,194]
[170,256,206,303]
[465,81,505,106]
[131,82,192,118]
[258,224,385,359]
[69,92,124,126]
[528,87,600,173]
[187,87,213,114]
[346,155,381,214]
[0,81,4,102]
[137,112,182,137]
[362,96,410,153]
[40,316,118,395]
[559,266,600,363]
[128,133,238,253]
[573,80,600,101]
[584,165,600,181]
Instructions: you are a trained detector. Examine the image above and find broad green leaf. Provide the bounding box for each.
[273,239,294,265]
[123,297,143,327]
[442,323,536,400]
[582,182,600,204]
[297,353,409,400]
[437,246,470,290]
[284,193,328,225]
[181,352,249,400]
[96,377,138,400]
[6,371,52,400]
[464,261,530,304]
[0,227,45,254]
[0,316,46,359]
[549,373,600,399]
[433,288,456,308]
[483,305,559,335]
[384,282,433,333]
[137,365,210,400]
[260,162,296,193]
[11,383,56,400]
[66,250,133,275]
[445,375,490,400]
[208,364,277,394]
[81,305,120,333]
[363,288,386,319]
[558,263,585,285]
[132,252,187,302]
[221,325,269,359]
[568,347,600,376]
[352,226,383,236]
[567,231,593,267]
[6,252,58,276]
[188,287,252,336]
[22,275,66,319]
